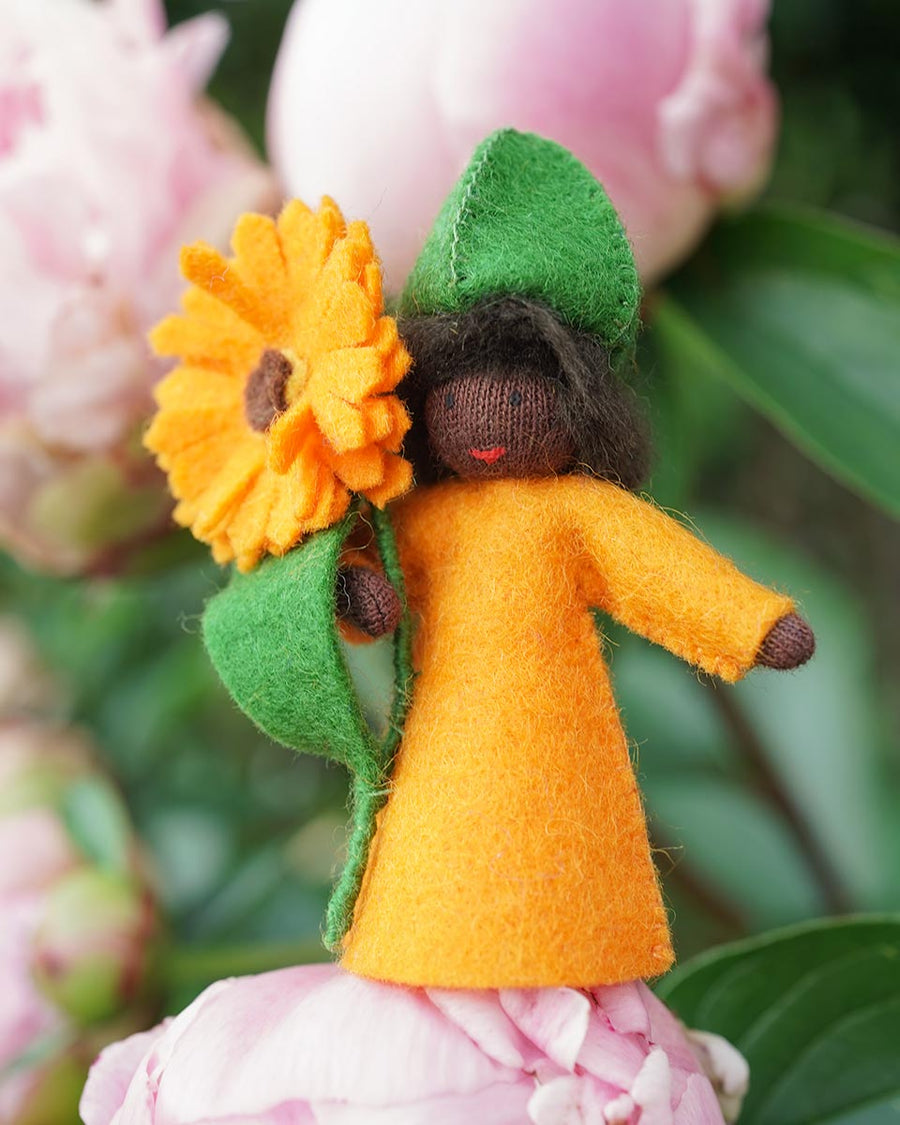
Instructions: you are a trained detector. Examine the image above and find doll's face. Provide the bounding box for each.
[424,372,574,480]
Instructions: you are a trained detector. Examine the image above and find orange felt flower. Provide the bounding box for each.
[144,198,413,571]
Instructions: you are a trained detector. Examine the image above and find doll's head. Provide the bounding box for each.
[399,297,649,488]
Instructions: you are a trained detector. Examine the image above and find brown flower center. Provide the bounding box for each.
[244,349,292,432]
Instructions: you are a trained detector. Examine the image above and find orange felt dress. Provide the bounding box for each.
[340,474,793,989]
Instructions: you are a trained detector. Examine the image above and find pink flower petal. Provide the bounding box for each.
[83,967,729,1125]
[501,987,591,1072]
[80,1022,171,1125]
[0,0,274,575]
[161,13,229,94]
[267,0,776,287]
[528,1073,611,1125]
[427,987,530,1069]
[630,1048,673,1125]
[147,967,517,1121]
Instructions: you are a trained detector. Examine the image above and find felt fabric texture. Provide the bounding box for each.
[145,198,412,572]
[341,475,794,988]
[202,505,413,949]
[398,130,640,360]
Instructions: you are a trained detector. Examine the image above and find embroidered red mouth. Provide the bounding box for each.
[470,446,507,465]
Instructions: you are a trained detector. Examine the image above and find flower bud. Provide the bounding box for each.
[32,869,156,1026]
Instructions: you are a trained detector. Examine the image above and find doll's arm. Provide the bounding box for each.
[565,477,812,682]
[336,565,401,638]
[334,520,401,640]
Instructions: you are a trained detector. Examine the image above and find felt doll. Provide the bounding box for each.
[145,129,813,996]
[330,131,814,990]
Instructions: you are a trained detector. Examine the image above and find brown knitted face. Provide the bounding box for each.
[424,372,574,480]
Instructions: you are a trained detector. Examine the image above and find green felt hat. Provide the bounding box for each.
[399,129,641,354]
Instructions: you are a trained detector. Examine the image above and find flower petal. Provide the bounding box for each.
[151,365,243,413]
[79,1022,169,1125]
[224,472,276,573]
[527,1073,610,1125]
[164,434,248,513]
[313,395,368,456]
[142,967,514,1118]
[362,452,412,507]
[192,441,265,538]
[266,457,325,550]
[361,396,411,449]
[180,242,264,326]
[299,280,376,352]
[630,1048,673,1125]
[266,400,317,475]
[369,317,412,388]
[311,348,392,405]
[328,445,388,493]
[144,406,245,468]
[230,212,290,330]
[427,989,530,1070]
[150,313,262,374]
[501,989,591,1073]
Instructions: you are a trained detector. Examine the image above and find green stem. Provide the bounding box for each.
[322,505,415,950]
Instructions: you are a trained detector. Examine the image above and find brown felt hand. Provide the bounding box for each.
[756,612,815,670]
[336,566,402,638]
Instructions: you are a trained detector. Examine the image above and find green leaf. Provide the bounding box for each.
[61,777,133,873]
[658,916,900,1125]
[201,512,376,773]
[657,205,900,516]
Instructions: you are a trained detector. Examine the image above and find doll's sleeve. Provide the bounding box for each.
[566,477,795,682]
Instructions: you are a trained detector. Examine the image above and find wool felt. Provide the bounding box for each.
[244,348,293,431]
[202,504,413,948]
[144,198,413,572]
[340,474,794,989]
[398,130,641,361]
[398,297,650,489]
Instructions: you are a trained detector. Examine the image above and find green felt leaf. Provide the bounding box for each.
[658,917,900,1125]
[657,205,900,516]
[202,512,376,777]
[201,507,414,949]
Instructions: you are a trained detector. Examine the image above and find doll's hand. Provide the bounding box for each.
[755,612,815,670]
[336,566,402,638]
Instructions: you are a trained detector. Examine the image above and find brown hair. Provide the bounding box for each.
[397,296,650,488]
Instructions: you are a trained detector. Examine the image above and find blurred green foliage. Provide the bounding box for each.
[660,917,900,1125]
[1,0,897,1015]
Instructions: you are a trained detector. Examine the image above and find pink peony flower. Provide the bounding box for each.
[0,0,276,574]
[81,964,734,1125]
[268,0,777,292]
[0,714,159,1124]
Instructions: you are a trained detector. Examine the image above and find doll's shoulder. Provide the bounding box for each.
[554,473,645,521]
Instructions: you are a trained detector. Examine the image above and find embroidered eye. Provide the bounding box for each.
[509,389,523,407]
[444,390,456,409]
